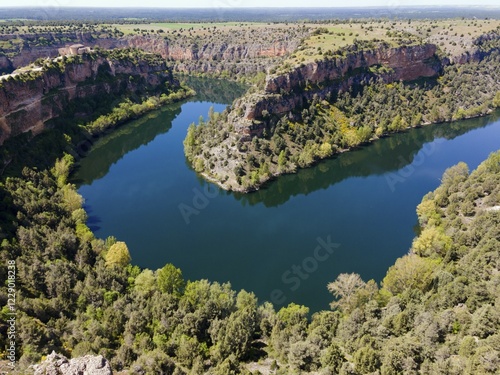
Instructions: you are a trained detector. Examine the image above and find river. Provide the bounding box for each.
[74,77,500,312]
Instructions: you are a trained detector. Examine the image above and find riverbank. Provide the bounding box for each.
[201,107,499,194]
[75,87,500,312]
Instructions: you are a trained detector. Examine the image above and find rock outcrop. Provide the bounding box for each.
[264,44,440,95]
[0,51,175,144]
[123,33,298,76]
[0,54,13,74]
[228,43,442,138]
[0,32,104,73]
[33,351,112,375]
[236,44,442,124]
[453,31,500,64]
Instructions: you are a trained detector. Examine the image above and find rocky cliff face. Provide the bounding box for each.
[0,54,13,74]
[236,43,442,129]
[0,29,306,77]
[0,32,101,73]
[0,52,173,144]
[32,351,112,375]
[264,44,440,95]
[453,31,500,64]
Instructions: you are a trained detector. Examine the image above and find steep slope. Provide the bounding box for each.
[0,26,310,79]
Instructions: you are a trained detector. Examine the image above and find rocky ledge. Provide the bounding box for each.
[32,352,112,375]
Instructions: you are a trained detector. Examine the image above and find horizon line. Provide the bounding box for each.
[1,5,500,9]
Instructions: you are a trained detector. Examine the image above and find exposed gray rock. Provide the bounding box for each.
[33,351,112,375]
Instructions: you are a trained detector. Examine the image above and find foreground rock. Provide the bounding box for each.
[33,352,112,375]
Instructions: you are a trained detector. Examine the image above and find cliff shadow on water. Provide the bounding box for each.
[72,103,182,186]
[231,111,500,208]
[72,77,247,186]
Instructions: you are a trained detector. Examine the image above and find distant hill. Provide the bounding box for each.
[1,6,500,22]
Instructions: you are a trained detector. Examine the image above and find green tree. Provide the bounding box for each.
[51,153,74,187]
[278,149,287,171]
[412,227,452,257]
[105,241,131,268]
[321,342,346,373]
[315,142,330,158]
[382,254,439,295]
[288,340,321,371]
[271,303,309,361]
[157,263,185,296]
[210,291,257,362]
[493,91,500,108]
[134,269,157,295]
[389,114,403,132]
[354,346,381,373]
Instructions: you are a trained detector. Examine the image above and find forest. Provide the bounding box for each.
[1,145,499,374]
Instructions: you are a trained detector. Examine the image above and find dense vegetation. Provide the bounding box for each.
[1,145,499,373]
[0,86,193,179]
[184,49,500,192]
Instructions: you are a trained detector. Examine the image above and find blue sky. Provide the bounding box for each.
[9,0,500,8]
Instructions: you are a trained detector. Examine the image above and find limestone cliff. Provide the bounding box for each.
[0,30,304,77]
[231,43,442,137]
[0,32,101,73]
[224,32,500,135]
[453,30,500,64]
[124,34,293,60]
[0,50,174,144]
[124,33,299,77]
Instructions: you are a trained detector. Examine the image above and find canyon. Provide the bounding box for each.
[0,26,306,146]
[1,25,499,188]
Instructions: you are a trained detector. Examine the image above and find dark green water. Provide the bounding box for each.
[74,78,500,312]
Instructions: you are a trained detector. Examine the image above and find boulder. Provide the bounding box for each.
[33,351,112,375]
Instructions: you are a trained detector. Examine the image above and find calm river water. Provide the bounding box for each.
[75,78,500,312]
